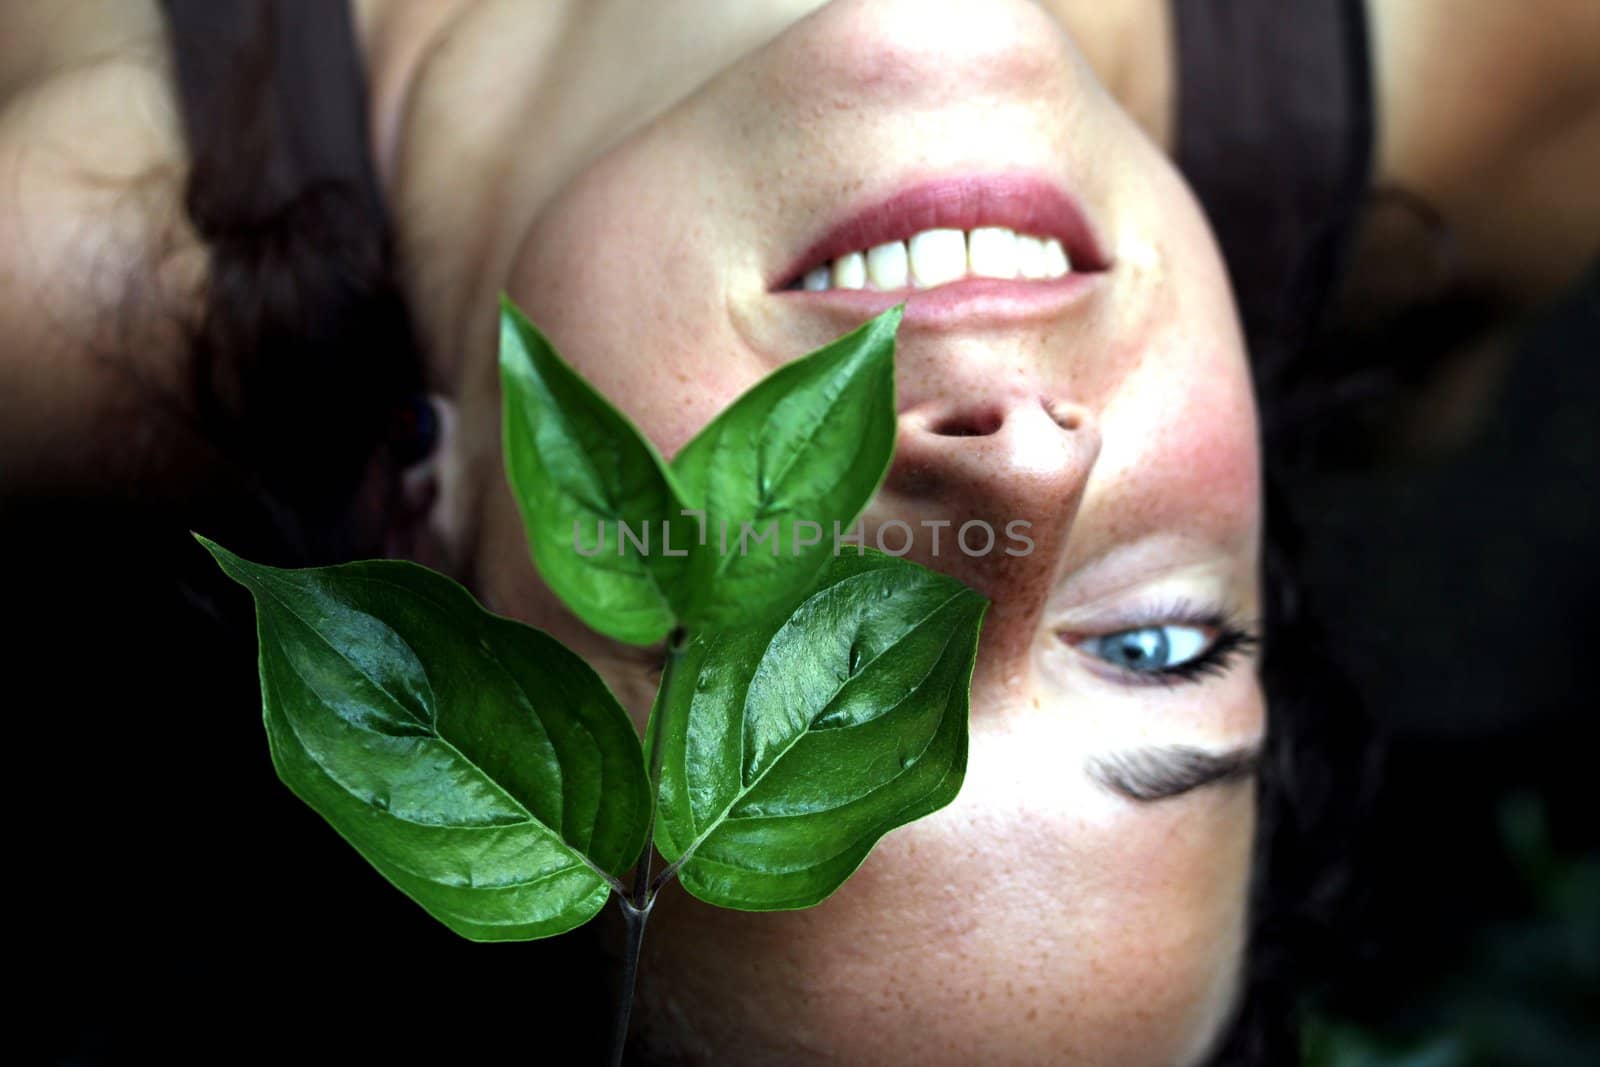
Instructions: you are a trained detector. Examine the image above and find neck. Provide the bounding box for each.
[351,0,484,194]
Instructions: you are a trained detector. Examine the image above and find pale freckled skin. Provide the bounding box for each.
[400,1,1265,1063]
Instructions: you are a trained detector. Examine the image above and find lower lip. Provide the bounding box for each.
[774,272,1102,330]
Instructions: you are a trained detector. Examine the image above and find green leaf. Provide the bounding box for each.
[499,296,695,646]
[198,536,650,942]
[650,549,986,910]
[671,305,901,629]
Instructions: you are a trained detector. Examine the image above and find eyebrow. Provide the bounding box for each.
[1088,742,1262,802]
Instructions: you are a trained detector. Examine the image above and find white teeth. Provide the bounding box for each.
[1016,235,1047,280]
[1043,237,1070,278]
[908,228,967,287]
[798,227,1073,291]
[967,226,1019,278]
[832,250,866,290]
[866,241,909,289]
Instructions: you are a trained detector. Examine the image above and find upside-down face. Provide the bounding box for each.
[431,2,1264,1063]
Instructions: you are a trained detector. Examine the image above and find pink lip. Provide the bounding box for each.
[771,173,1111,291]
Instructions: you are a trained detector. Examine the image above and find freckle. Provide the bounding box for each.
[1027,1008,1038,1021]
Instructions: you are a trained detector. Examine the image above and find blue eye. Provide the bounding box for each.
[1086,625,1209,672]
[1064,596,1262,687]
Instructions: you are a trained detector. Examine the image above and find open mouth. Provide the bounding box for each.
[772,173,1110,294]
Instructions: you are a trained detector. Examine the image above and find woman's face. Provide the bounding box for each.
[429,1,1263,1063]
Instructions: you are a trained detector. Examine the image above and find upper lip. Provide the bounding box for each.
[770,172,1111,290]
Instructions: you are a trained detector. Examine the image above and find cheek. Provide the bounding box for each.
[502,131,769,462]
[1086,327,1262,579]
[1152,353,1261,529]
[1088,134,1260,559]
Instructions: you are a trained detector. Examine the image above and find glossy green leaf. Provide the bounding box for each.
[650,549,986,910]
[499,297,695,645]
[671,305,901,629]
[199,536,651,942]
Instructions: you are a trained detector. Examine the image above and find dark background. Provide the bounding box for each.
[8,512,614,1062]
[1295,271,1600,1065]
[10,272,1598,1064]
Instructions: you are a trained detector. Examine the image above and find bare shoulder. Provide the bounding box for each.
[0,1,206,495]
[1369,0,1600,306]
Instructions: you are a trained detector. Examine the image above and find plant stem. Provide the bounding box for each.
[648,853,686,897]
[606,625,689,1067]
[608,893,651,1067]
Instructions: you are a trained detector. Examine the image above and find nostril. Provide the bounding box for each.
[1042,396,1083,432]
[929,407,1006,437]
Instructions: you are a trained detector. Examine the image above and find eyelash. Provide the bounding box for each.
[1072,596,1262,688]
[1139,626,1258,686]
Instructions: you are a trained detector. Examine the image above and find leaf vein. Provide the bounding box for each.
[674,583,967,868]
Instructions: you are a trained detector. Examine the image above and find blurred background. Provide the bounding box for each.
[1293,268,1600,1066]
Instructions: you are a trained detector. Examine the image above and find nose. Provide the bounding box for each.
[864,386,1101,693]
